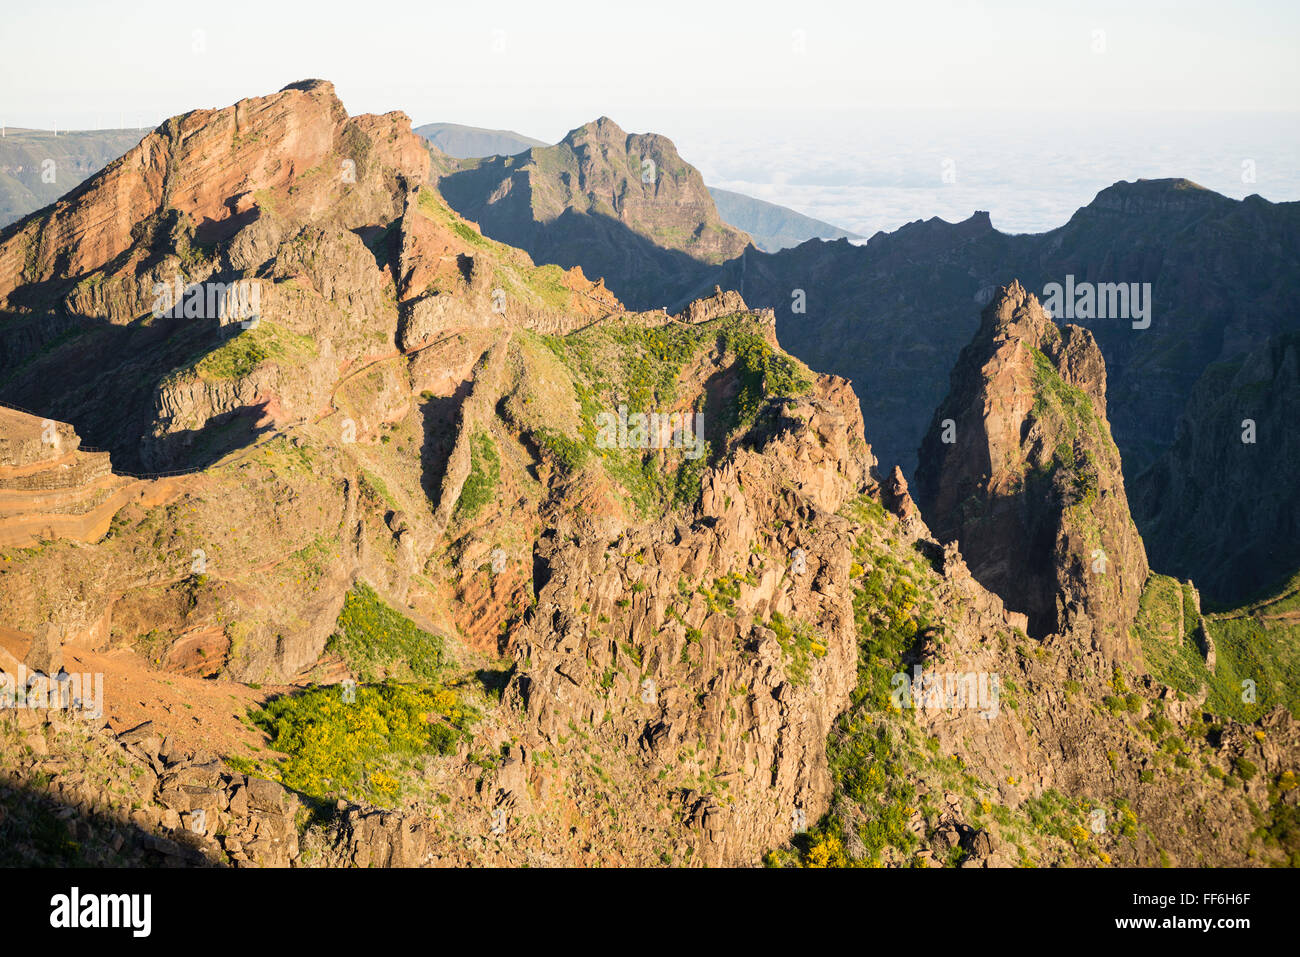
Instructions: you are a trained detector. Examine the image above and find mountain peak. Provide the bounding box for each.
[0,80,430,309]
[279,78,336,95]
[1085,176,1227,217]
[435,116,752,309]
[563,115,629,145]
[916,277,1148,659]
[978,280,1055,346]
[1127,176,1208,192]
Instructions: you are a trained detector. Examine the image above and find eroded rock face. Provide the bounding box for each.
[0,80,428,313]
[503,374,874,865]
[915,280,1149,662]
[676,285,752,325]
[878,495,1300,868]
[530,116,752,267]
[0,406,176,550]
[1,83,1292,872]
[1134,333,1300,604]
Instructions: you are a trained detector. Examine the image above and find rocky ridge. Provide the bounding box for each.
[0,84,1295,870]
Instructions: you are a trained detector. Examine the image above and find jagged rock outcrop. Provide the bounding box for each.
[2,83,1294,873]
[721,179,1300,605]
[502,371,874,864]
[675,285,749,325]
[0,80,433,472]
[0,79,638,689]
[860,479,1300,868]
[1,715,299,867]
[915,281,1148,662]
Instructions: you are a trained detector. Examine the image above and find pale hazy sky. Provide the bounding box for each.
[4,1,1297,235]
[2,0,1297,135]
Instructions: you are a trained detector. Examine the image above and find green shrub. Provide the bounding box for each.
[455,431,500,521]
[534,426,587,474]
[251,681,476,806]
[328,581,446,682]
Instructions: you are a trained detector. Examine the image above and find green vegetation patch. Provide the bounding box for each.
[1203,612,1300,719]
[1136,573,1300,720]
[190,321,316,382]
[533,314,809,517]
[1028,346,1103,441]
[327,581,447,683]
[251,681,476,807]
[728,327,811,430]
[766,611,827,687]
[533,426,588,474]
[455,431,501,521]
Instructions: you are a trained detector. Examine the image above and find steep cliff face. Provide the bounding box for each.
[0,81,432,471]
[915,281,1149,662]
[1134,333,1300,605]
[704,181,1300,606]
[0,79,428,313]
[436,117,752,310]
[412,124,858,254]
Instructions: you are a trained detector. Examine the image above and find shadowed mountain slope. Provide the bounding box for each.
[435,116,752,310]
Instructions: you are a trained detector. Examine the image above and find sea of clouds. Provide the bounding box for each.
[665,110,1300,239]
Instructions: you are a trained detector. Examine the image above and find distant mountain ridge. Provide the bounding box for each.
[428,150,1300,602]
[707,186,861,252]
[417,120,858,254]
[413,122,545,159]
[721,177,1300,603]
[0,128,145,227]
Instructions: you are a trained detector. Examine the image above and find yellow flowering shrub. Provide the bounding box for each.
[805,834,848,868]
[252,681,478,806]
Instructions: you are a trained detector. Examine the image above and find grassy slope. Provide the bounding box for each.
[1138,571,1300,721]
